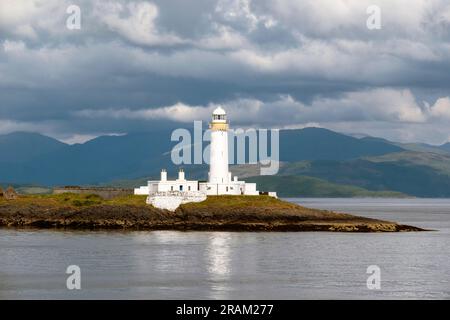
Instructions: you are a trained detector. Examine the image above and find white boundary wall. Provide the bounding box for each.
[147,191,207,211]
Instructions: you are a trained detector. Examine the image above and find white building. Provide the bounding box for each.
[134,107,276,210]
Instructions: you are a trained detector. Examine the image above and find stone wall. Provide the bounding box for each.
[147,191,207,211]
[53,186,133,199]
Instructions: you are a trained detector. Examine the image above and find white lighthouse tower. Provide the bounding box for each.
[209,107,230,184]
[200,106,259,196]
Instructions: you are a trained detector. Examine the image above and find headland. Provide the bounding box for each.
[0,194,425,232]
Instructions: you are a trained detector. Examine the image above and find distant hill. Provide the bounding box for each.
[230,153,450,197]
[275,159,450,197]
[0,132,66,163]
[0,131,175,185]
[439,142,450,153]
[363,151,450,176]
[395,142,450,155]
[1,128,450,197]
[279,128,403,161]
[357,135,450,155]
[246,175,406,198]
[0,128,403,186]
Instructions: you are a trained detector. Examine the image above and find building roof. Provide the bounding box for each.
[212,106,226,115]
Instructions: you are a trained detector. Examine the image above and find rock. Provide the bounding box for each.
[3,186,18,200]
[0,187,3,197]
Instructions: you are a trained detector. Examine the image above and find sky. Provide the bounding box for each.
[1,0,450,145]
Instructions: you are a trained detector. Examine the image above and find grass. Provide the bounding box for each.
[0,193,148,208]
[0,192,291,210]
[181,195,293,209]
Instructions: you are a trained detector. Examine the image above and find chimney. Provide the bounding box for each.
[161,169,167,181]
[178,168,185,181]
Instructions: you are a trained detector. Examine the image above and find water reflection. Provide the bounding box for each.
[205,232,233,298]
[130,231,191,274]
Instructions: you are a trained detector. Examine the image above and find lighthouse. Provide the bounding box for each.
[135,106,276,210]
[209,107,230,184]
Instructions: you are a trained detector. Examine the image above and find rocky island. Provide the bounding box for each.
[0,193,424,232]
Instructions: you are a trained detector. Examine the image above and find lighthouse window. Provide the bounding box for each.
[226,187,229,192]
[214,115,225,120]
[180,185,183,191]
[188,186,191,191]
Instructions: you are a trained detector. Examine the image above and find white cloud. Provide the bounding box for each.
[214,0,277,32]
[0,0,71,39]
[2,40,26,52]
[0,0,40,39]
[75,102,215,122]
[74,88,445,126]
[266,0,434,38]
[428,97,450,119]
[58,134,99,145]
[95,1,185,46]
[197,24,250,50]
[72,87,450,144]
[58,133,126,145]
[0,119,52,135]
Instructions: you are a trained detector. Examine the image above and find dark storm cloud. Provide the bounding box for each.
[0,0,450,144]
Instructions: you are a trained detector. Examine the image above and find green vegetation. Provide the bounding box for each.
[364,151,450,177]
[181,195,294,209]
[393,142,450,155]
[259,158,450,197]
[0,193,300,210]
[0,193,148,208]
[246,175,407,198]
[71,194,103,207]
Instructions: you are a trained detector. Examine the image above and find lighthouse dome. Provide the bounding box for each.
[212,106,226,115]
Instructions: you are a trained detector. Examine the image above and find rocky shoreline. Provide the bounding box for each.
[0,194,426,232]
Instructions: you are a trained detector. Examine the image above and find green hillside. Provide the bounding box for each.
[246,175,406,198]
[363,151,450,176]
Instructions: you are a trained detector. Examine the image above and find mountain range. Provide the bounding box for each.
[1,128,450,197]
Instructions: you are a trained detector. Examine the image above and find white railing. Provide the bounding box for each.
[149,191,207,197]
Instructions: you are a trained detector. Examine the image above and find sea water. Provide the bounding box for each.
[0,198,448,299]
